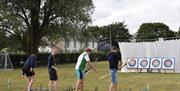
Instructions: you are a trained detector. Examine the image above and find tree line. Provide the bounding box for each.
[0,0,179,54]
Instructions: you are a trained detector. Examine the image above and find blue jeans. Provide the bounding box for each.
[110,69,118,84]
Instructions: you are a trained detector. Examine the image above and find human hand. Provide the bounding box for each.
[93,69,98,73]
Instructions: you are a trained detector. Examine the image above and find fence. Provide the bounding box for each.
[119,39,180,73]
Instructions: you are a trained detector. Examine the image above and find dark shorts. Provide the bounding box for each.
[22,68,35,77]
[48,68,58,81]
[75,69,84,79]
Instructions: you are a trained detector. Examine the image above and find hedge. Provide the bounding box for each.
[9,52,108,68]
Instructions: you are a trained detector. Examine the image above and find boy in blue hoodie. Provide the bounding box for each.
[22,54,37,91]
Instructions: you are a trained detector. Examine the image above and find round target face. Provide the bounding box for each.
[140,60,148,67]
[152,59,160,67]
[164,59,172,67]
[128,59,136,67]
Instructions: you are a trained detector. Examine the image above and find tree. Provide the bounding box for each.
[0,0,94,54]
[86,26,100,42]
[0,31,7,50]
[105,22,132,42]
[178,27,180,36]
[77,27,92,49]
[87,22,132,50]
[136,22,175,41]
[89,22,132,42]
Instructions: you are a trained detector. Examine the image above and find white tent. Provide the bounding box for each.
[119,39,180,73]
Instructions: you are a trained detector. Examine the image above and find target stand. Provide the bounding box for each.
[162,58,175,73]
[138,58,151,73]
[127,57,139,72]
[150,58,162,73]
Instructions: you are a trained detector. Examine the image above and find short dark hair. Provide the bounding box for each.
[86,48,91,52]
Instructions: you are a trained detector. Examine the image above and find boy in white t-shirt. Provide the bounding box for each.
[75,48,97,91]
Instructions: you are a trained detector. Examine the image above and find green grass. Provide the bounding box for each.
[0,61,180,91]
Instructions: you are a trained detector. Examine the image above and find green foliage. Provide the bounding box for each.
[86,26,101,41]
[0,31,7,50]
[9,52,107,67]
[136,22,176,41]
[0,0,94,53]
[178,27,180,36]
[88,22,132,42]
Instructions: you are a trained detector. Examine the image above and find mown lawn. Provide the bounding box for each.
[0,61,180,91]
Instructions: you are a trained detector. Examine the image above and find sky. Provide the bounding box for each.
[91,0,180,34]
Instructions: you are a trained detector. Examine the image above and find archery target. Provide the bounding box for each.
[127,57,138,68]
[162,58,175,69]
[150,58,162,69]
[138,58,150,69]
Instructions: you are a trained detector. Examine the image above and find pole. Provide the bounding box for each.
[5,54,7,69]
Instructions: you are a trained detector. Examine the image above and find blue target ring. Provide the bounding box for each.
[140,60,148,67]
[128,59,136,67]
[164,59,172,67]
[152,59,160,67]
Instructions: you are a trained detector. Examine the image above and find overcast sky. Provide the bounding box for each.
[91,0,180,34]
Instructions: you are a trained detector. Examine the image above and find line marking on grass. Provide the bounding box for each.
[99,73,110,80]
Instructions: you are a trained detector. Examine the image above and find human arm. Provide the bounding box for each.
[29,56,37,72]
[52,65,58,71]
[118,62,127,70]
[87,61,97,72]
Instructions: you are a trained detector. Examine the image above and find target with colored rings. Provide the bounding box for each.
[140,60,148,67]
[164,59,172,67]
[152,59,160,67]
[128,59,136,67]
[162,58,175,70]
[150,58,162,69]
[127,57,138,68]
[138,58,150,69]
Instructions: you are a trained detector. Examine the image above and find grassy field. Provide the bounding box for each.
[0,61,180,91]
